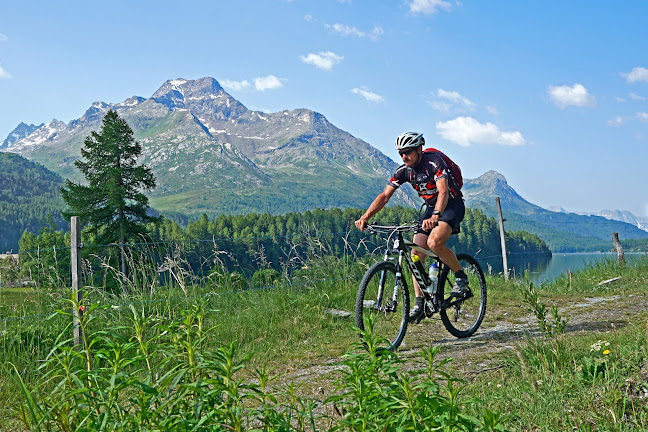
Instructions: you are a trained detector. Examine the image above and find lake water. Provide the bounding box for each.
[476,252,646,284]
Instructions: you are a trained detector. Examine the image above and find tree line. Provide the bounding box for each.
[4,110,551,290]
[12,204,551,289]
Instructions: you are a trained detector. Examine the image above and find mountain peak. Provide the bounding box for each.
[463,170,542,214]
[465,170,511,196]
[476,170,508,184]
[152,77,224,101]
[2,122,45,148]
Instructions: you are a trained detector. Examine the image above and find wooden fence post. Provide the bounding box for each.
[611,232,625,265]
[71,217,83,347]
[495,197,509,280]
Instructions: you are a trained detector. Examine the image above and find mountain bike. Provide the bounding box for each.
[355,223,487,351]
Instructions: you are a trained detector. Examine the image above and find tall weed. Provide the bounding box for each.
[326,318,509,431]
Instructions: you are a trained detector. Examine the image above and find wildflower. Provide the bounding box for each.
[590,340,610,352]
[602,349,610,355]
[79,305,86,312]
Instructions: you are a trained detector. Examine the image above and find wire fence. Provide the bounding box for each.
[0,226,576,328]
[1,273,364,324]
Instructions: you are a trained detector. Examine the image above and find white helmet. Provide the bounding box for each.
[395,132,424,150]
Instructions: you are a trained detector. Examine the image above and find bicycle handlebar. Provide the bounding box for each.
[365,222,418,234]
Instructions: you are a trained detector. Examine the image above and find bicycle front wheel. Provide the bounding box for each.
[355,261,409,351]
[439,254,487,338]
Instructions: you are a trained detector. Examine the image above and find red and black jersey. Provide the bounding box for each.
[389,151,462,206]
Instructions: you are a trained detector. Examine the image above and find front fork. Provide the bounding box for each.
[375,249,403,313]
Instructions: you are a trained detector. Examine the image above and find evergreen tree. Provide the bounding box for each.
[61,110,158,279]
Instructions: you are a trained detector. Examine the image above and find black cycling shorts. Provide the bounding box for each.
[417,198,465,235]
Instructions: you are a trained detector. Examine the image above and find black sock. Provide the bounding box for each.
[415,296,424,306]
[455,270,467,279]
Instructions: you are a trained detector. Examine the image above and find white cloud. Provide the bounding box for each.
[441,88,473,107]
[300,51,343,71]
[408,0,452,15]
[0,66,11,79]
[548,83,596,108]
[222,76,285,92]
[621,67,648,83]
[436,116,525,147]
[351,87,385,103]
[637,112,648,122]
[304,14,314,22]
[326,23,383,41]
[485,105,499,116]
[607,116,625,126]
[429,89,474,114]
[254,75,284,91]
[221,79,251,91]
[0,34,7,42]
[629,92,645,101]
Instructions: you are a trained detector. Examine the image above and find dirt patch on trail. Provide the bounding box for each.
[284,291,648,394]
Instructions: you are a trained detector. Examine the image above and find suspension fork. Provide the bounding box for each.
[392,250,405,306]
[375,249,403,311]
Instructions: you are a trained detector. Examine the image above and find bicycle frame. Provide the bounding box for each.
[377,227,443,314]
[373,224,465,315]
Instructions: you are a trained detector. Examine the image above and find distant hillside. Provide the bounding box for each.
[463,171,648,251]
[2,77,417,217]
[0,153,66,252]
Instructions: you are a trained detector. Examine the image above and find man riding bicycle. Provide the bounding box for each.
[355,132,469,323]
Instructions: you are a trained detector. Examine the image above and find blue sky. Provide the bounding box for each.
[1,1,647,217]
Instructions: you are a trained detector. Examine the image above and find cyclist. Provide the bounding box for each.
[354,132,469,323]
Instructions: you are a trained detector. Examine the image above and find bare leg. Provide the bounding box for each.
[427,221,461,272]
[411,233,429,298]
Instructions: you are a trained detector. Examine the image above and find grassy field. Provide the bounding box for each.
[1,253,647,430]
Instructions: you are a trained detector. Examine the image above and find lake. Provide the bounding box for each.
[477,252,646,284]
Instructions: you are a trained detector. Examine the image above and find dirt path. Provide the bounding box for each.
[284,291,648,396]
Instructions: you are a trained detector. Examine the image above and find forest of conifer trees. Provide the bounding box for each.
[11,205,551,289]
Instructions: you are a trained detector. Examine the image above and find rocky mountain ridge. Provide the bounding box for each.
[1,122,44,148]
[577,209,647,232]
[2,77,416,216]
[462,171,647,250]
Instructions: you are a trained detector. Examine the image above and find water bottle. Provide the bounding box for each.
[426,261,439,294]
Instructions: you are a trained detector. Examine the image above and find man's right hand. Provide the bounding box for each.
[355,217,369,231]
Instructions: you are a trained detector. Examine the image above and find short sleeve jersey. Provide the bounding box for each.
[389,151,462,206]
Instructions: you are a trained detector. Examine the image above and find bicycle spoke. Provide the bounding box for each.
[355,261,409,351]
[439,254,487,338]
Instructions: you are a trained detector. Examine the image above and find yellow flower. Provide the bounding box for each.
[602,349,610,355]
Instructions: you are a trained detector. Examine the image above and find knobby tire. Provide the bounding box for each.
[355,260,410,351]
[438,253,487,338]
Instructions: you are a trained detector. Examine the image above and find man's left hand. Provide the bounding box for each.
[422,216,439,231]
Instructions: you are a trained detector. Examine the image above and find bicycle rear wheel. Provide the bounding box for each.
[439,254,487,338]
[355,260,409,351]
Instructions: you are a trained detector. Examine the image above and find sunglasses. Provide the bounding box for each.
[399,148,416,156]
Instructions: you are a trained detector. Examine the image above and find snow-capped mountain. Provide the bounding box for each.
[2,77,416,216]
[1,122,44,149]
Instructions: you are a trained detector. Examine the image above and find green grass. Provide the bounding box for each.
[1,253,648,430]
[463,256,648,431]
[466,323,648,430]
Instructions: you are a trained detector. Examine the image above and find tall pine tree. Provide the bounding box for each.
[61,110,158,280]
